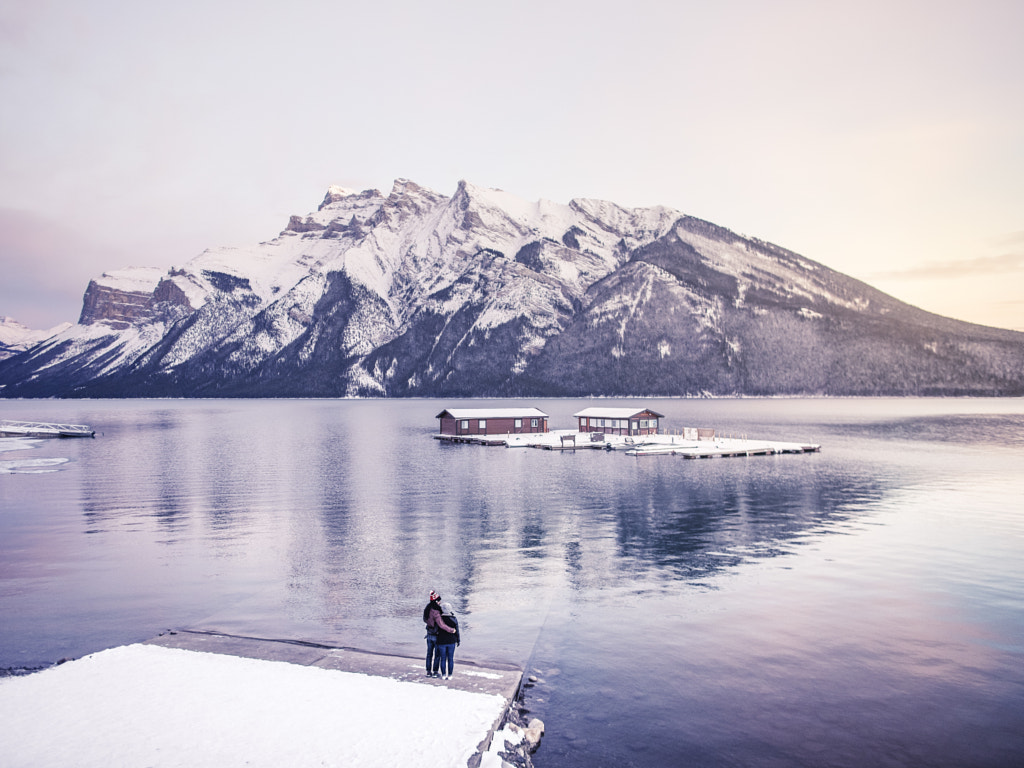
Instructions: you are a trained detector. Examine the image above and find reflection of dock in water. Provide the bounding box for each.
[0,420,95,438]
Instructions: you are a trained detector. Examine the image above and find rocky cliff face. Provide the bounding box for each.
[78,281,155,328]
[2,179,1023,398]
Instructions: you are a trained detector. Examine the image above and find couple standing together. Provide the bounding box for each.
[423,590,460,679]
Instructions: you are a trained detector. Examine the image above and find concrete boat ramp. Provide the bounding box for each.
[145,629,523,698]
[0,630,528,768]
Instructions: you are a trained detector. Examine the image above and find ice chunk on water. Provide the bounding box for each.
[0,457,70,474]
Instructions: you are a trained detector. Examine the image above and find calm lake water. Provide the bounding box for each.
[2,398,1023,767]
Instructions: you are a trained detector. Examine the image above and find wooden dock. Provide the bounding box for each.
[537,433,607,450]
[433,433,510,446]
[434,431,606,450]
[0,420,95,438]
[627,441,821,458]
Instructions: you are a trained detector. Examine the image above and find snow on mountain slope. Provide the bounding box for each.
[2,178,1023,398]
[0,317,71,347]
[0,317,73,360]
[91,267,165,294]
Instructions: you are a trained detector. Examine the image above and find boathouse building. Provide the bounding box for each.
[436,408,549,437]
[574,407,664,437]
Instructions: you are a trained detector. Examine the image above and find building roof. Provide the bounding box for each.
[436,408,548,420]
[573,407,665,419]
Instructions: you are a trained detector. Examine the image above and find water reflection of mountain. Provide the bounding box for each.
[831,413,1024,448]
[68,400,905,627]
[600,463,891,582]
[382,437,899,595]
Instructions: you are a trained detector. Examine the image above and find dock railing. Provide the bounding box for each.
[0,420,96,437]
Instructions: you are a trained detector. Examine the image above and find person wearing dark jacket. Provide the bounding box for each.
[434,601,461,680]
[423,591,455,677]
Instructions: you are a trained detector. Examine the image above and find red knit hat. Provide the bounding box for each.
[429,591,440,602]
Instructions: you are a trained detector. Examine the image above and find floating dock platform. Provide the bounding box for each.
[436,430,820,458]
[625,438,820,458]
[0,420,95,438]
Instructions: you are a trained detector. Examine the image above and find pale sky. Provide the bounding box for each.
[1,0,1022,331]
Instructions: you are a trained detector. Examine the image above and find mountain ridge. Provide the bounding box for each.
[2,179,1022,398]
[0,317,73,361]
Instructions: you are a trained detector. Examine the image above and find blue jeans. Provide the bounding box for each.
[425,635,438,673]
[434,643,455,676]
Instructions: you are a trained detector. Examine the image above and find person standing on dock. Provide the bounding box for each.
[423,591,455,677]
[434,602,461,680]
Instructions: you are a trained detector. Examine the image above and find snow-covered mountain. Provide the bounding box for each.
[2,179,1023,397]
[0,317,72,361]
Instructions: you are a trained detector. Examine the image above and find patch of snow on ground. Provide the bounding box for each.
[0,643,507,768]
[479,724,525,768]
[459,670,503,680]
